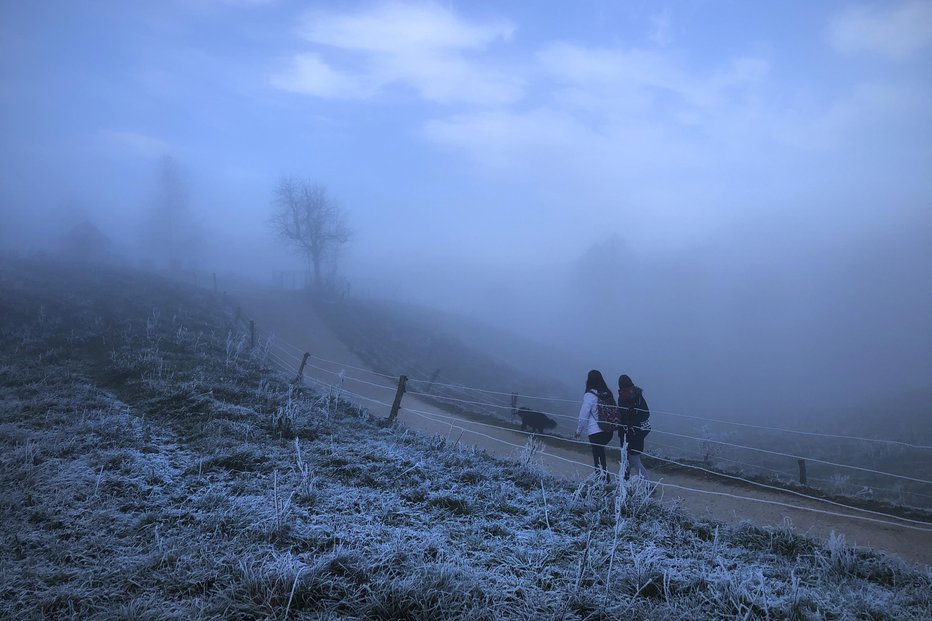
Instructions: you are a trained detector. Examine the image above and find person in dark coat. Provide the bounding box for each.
[617,374,650,480]
[575,369,615,477]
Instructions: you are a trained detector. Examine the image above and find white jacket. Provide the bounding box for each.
[576,390,603,437]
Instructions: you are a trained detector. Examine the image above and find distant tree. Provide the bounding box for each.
[145,155,201,271]
[270,177,352,289]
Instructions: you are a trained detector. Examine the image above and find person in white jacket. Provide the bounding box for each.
[574,369,615,477]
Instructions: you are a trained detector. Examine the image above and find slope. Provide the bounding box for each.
[2,258,930,620]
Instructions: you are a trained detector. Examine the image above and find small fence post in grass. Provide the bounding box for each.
[388,374,408,422]
[798,459,808,485]
[511,392,518,417]
[249,320,255,348]
[295,352,310,384]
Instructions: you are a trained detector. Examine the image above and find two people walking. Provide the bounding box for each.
[574,369,651,480]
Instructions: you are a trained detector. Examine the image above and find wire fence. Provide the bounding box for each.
[259,349,932,533]
[226,299,932,532]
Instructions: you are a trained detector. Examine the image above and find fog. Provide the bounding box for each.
[2,1,930,431]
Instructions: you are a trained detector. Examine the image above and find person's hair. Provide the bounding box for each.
[618,374,634,390]
[586,369,610,395]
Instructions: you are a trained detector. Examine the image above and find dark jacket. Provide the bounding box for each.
[617,386,650,432]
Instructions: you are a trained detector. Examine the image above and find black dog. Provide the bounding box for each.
[513,407,557,434]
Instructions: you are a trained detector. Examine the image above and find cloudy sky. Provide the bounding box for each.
[2,1,930,419]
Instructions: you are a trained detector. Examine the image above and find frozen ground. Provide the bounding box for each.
[1,259,930,620]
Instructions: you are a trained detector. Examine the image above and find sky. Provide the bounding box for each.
[1,0,930,423]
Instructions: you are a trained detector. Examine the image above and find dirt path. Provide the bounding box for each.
[232,288,932,567]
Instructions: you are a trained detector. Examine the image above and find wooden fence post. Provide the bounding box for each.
[388,375,408,422]
[798,459,808,485]
[249,320,255,348]
[295,352,310,383]
[510,392,518,417]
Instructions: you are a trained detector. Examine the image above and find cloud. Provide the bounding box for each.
[423,108,593,171]
[267,3,930,249]
[299,1,512,53]
[423,37,927,211]
[774,81,928,150]
[95,130,170,157]
[423,43,770,174]
[538,43,768,117]
[828,1,932,60]
[270,53,377,98]
[175,0,276,7]
[271,2,522,105]
[648,8,674,47]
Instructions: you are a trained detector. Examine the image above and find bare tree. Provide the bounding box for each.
[270,177,352,289]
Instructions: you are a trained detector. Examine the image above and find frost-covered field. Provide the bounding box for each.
[1,259,930,620]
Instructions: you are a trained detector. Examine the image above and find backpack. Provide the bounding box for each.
[595,391,621,433]
[618,387,650,432]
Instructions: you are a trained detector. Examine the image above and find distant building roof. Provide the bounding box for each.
[62,220,112,259]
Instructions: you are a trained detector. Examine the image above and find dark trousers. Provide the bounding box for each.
[588,430,613,473]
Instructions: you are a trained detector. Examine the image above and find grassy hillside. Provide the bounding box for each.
[313,297,578,397]
[1,259,930,620]
[312,296,583,436]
